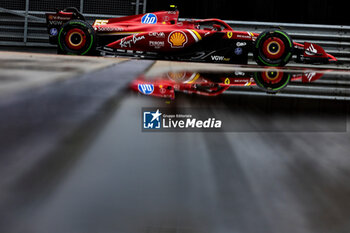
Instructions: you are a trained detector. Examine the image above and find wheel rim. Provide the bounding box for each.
[65,28,86,50]
[262,37,285,59]
[261,70,284,84]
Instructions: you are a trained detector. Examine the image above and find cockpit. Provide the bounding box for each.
[195,19,232,31]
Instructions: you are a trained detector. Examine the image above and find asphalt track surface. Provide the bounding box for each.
[0,51,350,233]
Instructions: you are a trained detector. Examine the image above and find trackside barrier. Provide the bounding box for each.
[0,0,146,46]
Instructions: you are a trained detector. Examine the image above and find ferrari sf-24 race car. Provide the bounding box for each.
[46,7,337,66]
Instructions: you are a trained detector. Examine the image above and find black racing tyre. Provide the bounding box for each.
[57,20,96,55]
[253,29,293,67]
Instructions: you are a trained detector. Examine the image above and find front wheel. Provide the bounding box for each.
[253,29,293,67]
[57,20,96,55]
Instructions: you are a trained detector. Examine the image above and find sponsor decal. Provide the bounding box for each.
[138,84,154,95]
[103,46,114,52]
[49,15,71,21]
[236,42,247,47]
[49,28,58,36]
[305,44,318,55]
[235,71,246,76]
[142,108,222,131]
[234,47,243,55]
[227,31,233,39]
[237,33,252,39]
[119,34,146,48]
[148,32,165,38]
[94,19,109,25]
[211,55,225,61]
[166,72,187,82]
[149,41,165,49]
[49,21,63,26]
[168,31,188,48]
[305,72,316,82]
[141,13,157,24]
[211,55,230,62]
[94,26,124,32]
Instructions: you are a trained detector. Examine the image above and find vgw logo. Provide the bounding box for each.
[143,109,162,129]
[141,13,157,24]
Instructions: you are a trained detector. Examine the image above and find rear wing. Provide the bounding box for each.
[46,7,84,44]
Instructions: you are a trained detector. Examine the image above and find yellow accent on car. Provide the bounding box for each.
[191,30,202,40]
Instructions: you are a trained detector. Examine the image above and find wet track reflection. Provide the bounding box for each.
[1,59,350,233]
[132,66,350,100]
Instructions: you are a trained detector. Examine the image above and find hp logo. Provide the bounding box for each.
[138,84,154,95]
[141,13,157,24]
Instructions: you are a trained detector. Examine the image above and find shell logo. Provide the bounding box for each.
[167,71,187,82]
[168,31,188,48]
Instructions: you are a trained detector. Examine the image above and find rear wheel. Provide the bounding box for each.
[58,20,96,55]
[253,29,293,67]
[254,69,291,93]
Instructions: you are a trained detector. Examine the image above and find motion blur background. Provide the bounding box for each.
[1,0,349,24]
[149,0,348,25]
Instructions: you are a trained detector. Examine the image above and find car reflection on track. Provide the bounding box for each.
[130,68,324,99]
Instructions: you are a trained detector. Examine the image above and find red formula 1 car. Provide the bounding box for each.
[130,69,325,99]
[46,7,337,66]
